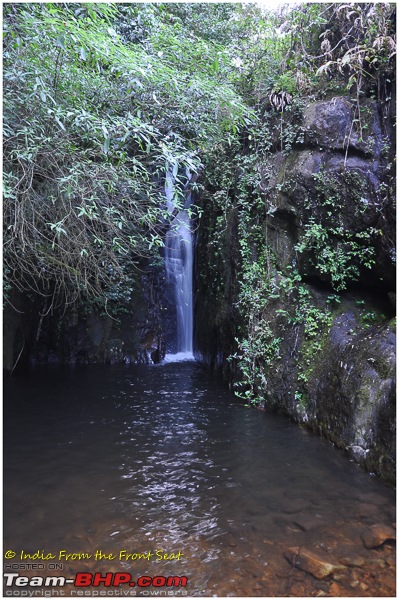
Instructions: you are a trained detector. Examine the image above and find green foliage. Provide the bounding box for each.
[4,1,394,390]
[276,3,396,101]
[359,308,387,329]
[3,2,251,309]
[296,219,376,291]
[294,169,377,291]
[273,71,298,95]
[231,252,282,407]
[217,132,283,407]
[293,281,332,385]
[313,4,396,95]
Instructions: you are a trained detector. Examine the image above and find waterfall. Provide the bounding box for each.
[164,173,194,360]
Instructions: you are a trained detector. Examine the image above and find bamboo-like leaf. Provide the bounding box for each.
[56,35,65,50]
[103,137,111,154]
[55,116,65,131]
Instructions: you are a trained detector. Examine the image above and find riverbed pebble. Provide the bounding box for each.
[339,556,366,567]
[328,581,344,596]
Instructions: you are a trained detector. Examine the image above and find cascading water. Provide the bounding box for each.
[164,172,194,359]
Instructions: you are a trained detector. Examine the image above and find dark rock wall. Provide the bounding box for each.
[263,98,395,290]
[4,267,167,371]
[306,307,395,481]
[3,290,40,374]
[195,95,396,483]
[194,204,241,376]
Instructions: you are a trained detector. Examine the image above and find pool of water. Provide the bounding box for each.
[3,361,396,596]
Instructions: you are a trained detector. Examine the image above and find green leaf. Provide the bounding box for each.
[103,137,111,154]
[56,35,65,50]
[54,116,65,131]
[80,47,88,61]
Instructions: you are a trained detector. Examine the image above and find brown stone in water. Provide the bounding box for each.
[292,515,327,532]
[358,582,369,592]
[339,556,366,567]
[328,581,344,596]
[332,571,348,582]
[361,524,396,548]
[288,584,306,596]
[285,547,347,580]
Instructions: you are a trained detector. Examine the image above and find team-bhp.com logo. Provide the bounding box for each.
[4,572,188,588]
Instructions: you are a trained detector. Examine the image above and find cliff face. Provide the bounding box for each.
[195,95,396,483]
[4,267,168,371]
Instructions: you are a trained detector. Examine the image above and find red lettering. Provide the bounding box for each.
[137,576,152,587]
[93,572,114,587]
[113,573,132,586]
[74,573,92,587]
[74,572,188,589]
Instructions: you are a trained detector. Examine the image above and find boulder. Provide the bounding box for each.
[302,98,382,156]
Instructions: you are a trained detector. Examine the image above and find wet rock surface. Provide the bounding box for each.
[285,547,347,579]
[302,98,383,157]
[196,94,396,483]
[361,524,396,549]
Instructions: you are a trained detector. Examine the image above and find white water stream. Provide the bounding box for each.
[164,171,194,358]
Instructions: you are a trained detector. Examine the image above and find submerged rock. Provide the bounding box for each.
[361,524,396,549]
[339,556,366,568]
[285,547,347,579]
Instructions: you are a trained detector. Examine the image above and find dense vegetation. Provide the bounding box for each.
[4,3,251,312]
[195,2,396,406]
[4,3,396,400]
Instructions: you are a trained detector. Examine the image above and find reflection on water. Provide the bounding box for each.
[3,362,396,596]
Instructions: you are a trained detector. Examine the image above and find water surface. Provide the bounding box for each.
[3,361,395,596]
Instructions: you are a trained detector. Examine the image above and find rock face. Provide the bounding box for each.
[304,309,395,478]
[261,99,395,290]
[195,95,396,483]
[3,289,41,373]
[302,97,383,156]
[4,267,168,370]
